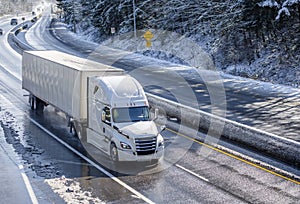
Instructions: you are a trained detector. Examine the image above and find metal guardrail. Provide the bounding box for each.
[11,22,34,51]
[147,93,300,166]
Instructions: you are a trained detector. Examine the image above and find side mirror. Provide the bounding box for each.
[160,125,166,132]
[101,111,106,122]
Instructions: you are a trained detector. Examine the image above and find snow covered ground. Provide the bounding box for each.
[53,20,300,98]
[68,20,300,89]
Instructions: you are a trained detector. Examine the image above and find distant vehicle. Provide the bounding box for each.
[31,16,37,23]
[10,18,18,25]
[22,24,28,29]
[0,28,3,35]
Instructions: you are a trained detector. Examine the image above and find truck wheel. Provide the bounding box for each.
[73,122,87,142]
[110,143,119,162]
[36,98,44,114]
[30,95,35,110]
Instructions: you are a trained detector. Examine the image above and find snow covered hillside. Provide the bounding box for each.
[55,0,300,88]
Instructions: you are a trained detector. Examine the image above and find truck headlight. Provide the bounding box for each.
[157,134,164,148]
[158,140,164,148]
[120,142,131,149]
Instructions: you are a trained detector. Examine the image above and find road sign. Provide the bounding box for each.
[143,30,154,47]
[111,27,115,34]
[143,30,153,41]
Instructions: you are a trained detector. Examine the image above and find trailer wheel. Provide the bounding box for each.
[110,143,119,162]
[36,98,44,115]
[30,95,35,110]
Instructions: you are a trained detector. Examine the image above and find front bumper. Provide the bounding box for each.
[117,147,164,162]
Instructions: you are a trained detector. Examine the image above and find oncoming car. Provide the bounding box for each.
[10,18,18,25]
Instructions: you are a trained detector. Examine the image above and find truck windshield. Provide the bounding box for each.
[112,106,150,123]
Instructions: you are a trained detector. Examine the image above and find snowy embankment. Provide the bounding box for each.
[49,19,300,165]
[76,23,300,89]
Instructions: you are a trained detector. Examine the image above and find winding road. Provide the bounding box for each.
[0,8,299,203]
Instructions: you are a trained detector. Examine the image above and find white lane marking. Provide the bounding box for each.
[18,165,39,204]
[1,94,155,204]
[0,63,22,81]
[0,95,38,204]
[28,117,155,204]
[176,164,209,182]
[3,27,22,60]
[0,21,22,81]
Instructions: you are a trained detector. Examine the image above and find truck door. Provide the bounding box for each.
[101,106,113,153]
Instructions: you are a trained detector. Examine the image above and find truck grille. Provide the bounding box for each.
[135,137,157,155]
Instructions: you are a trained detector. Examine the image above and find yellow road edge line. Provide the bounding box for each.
[167,128,300,185]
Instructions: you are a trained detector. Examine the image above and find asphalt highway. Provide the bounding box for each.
[0,9,299,203]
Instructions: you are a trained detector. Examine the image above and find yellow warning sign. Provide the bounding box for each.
[143,30,154,41]
[143,30,154,47]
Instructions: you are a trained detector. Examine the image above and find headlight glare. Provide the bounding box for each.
[120,142,131,149]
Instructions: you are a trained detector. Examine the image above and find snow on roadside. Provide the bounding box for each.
[45,176,104,204]
[99,29,300,97]
[53,19,300,95]
[64,17,300,89]
[0,97,104,203]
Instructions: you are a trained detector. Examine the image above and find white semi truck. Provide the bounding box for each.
[22,50,164,162]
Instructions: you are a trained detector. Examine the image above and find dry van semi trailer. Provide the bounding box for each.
[22,50,164,162]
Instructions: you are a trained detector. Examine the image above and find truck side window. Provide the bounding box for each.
[102,106,111,125]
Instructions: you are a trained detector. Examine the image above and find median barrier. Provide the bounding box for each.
[147,93,300,166]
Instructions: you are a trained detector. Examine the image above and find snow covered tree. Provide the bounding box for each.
[259,0,300,20]
[0,0,33,15]
[90,0,129,36]
[56,0,82,32]
[55,0,300,77]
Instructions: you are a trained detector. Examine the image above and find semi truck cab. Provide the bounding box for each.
[87,75,164,162]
